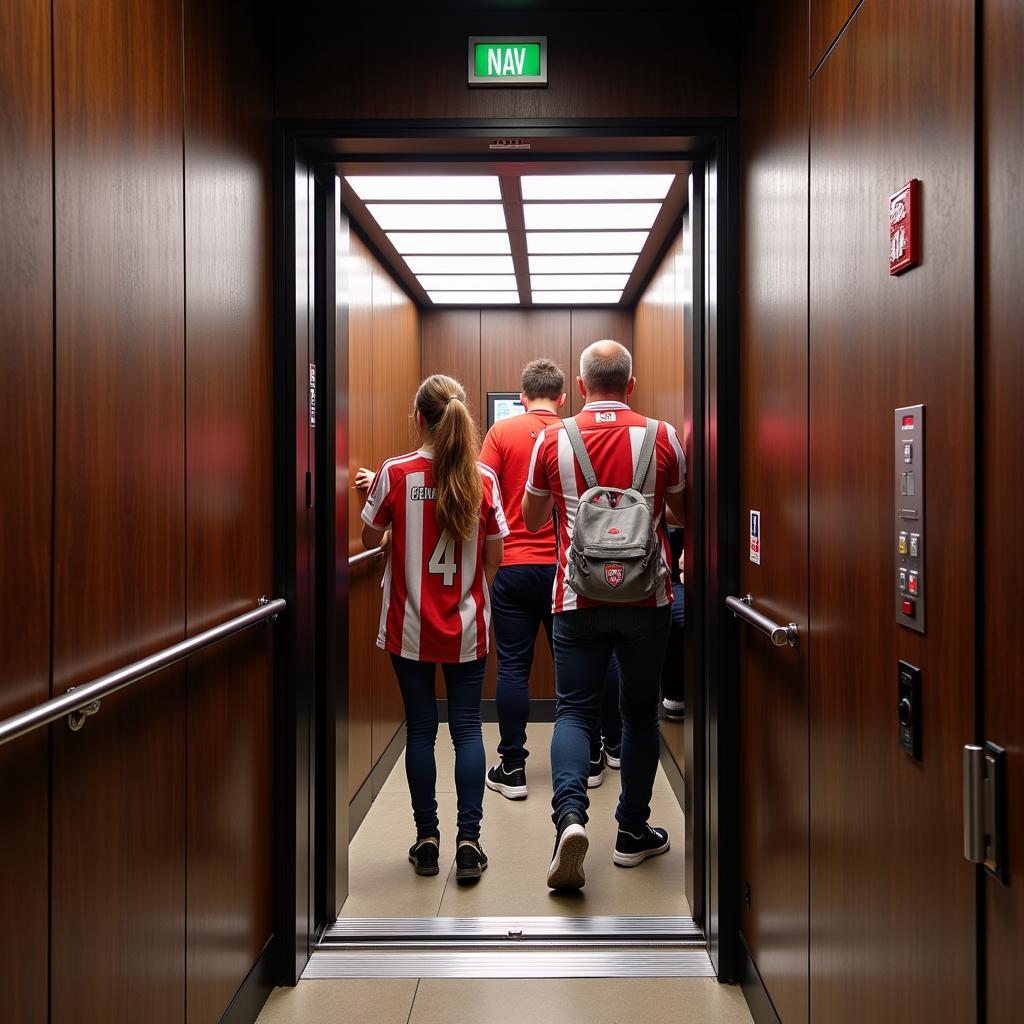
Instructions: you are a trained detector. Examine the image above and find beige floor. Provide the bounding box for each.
[346,722,690,918]
[258,722,752,1024]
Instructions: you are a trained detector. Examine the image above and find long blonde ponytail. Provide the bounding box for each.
[414,375,482,541]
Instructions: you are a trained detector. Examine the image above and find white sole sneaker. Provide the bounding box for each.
[613,835,671,867]
[546,824,589,890]
[586,770,604,789]
[605,750,621,769]
[662,699,685,721]
[485,776,528,800]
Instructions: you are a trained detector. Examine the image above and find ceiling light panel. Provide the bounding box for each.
[526,231,649,254]
[388,232,511,255]
[346,175,501,201]
[368,203,506,231]
[531,291,623,305]
[428,292,520,305]
[405,255,515,274]
[418,275,518,291]
[523,203,660,231]
[529,254,639,274]
[521,174,674,201]
[531,274,630,291]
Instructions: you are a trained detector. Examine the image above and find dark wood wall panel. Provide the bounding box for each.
[808,1,976,1020]
[276,10,735,121]
[982,0,1024,1018]
[808,0,859,73]
[0,0,52,1019]
[422,310,482,425]
[182,0,274,1019]
[738,0,810,1019]
[51,0,187,1020]
[569,309,633,415]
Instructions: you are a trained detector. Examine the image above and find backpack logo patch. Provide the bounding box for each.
[607,527,621,535]
[604,563,624,588]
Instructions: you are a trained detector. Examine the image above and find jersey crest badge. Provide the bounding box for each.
[604,562,624,588]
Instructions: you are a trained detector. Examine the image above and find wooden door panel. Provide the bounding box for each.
[809,0,859,73]
[0,1,52,1015]
[809,2,975,1020]
[52,0,186,1019]
[422,310,482,425]
[982,0,1024,1018]
[738,1,810,1021]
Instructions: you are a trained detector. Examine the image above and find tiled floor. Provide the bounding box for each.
[257,721,753,1024]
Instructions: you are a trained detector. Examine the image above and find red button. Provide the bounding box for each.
[902,599,915,617]
[908,574,919,595]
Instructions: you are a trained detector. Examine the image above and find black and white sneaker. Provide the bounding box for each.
[486,762,528,800]
[662,697,685,721]
[547,812,589,890]
[408,836,440,876]
[455,840,488,884]
[587,750,606,788]
[613,824,670,867]
[604,742,621,770]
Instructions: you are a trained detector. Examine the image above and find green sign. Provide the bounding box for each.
[468,36,547,86]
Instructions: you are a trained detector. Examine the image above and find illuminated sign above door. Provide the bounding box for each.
[468,37,547,87]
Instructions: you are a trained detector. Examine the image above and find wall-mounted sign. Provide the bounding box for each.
[889,179,920,275]
[749,510,761,565]
[468,36,547,87]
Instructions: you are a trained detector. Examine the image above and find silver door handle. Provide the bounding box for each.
[725,594,799,648]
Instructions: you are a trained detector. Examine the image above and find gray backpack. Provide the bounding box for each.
[562,417,665,604]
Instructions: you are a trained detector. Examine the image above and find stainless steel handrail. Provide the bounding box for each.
[349,546,385,568]
[0,596,286,748]
[725,594,799,648]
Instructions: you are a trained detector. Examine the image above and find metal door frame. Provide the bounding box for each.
[273,117,741,984]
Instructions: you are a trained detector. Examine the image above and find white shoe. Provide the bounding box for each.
[662,698,685,721]
[547,814,589,890]
[587,750,605,788]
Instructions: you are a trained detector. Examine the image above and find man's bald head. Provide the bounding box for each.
[579,339,633,397]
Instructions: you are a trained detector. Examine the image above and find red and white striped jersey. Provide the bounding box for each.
[361,449,509,663]
[525,401,686,613]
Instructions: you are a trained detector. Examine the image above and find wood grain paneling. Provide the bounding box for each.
[422,310,482,425]
[809,2,975,1020]
[570,309,633,415]
[276,9,735,122]
[809,0,859,74]
[182,0,273,1018]
[738,0,810,1019]
[982,0,1024,1018]
[0,0,52,1018]
[51,0,186,1020]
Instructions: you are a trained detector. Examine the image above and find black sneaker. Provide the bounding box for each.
[486,762,528,800]
[587,749,605,788]
[662,697,685,721]
[455,839,488,884]
[613,824,670,867]
[546,811,589,890]
[604,742,621,770]
[408,836,440,876]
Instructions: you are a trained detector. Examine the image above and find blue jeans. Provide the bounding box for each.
[389,654,486,841]
[492,565,619,765]
[551,605,671,832]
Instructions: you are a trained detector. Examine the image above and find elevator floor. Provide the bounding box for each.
[342,722,689,919]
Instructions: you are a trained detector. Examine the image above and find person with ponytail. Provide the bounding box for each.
[357,374,508,883]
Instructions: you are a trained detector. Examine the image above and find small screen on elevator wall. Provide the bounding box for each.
[487,393,526,428]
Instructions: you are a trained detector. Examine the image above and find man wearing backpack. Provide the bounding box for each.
[523,339,687,891]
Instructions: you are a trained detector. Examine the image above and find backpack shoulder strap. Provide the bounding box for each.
[631,419,659,492]
[562,417,599,491]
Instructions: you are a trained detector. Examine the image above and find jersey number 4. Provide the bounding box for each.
[428,533,459,587]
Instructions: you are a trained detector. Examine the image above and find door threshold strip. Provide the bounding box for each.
[302,948,715,979]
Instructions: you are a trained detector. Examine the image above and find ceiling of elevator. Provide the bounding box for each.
[337,158,691,308]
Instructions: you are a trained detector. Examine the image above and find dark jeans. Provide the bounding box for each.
[662,581,685,702]
[389,654,486,842]
[492,565,619,766]
[551,604,671,833]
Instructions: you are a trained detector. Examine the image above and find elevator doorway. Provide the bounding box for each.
[275,120,740,985]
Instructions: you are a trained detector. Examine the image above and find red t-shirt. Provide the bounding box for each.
[526,401,686,613]
[479,407,560,566]
[361,450,509,663]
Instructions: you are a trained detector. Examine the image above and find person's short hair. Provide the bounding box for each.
[579,340,632,394]
[521,358,565,400]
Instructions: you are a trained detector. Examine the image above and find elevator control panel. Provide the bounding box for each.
[895,405,925,632]
[898,660,922,760]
